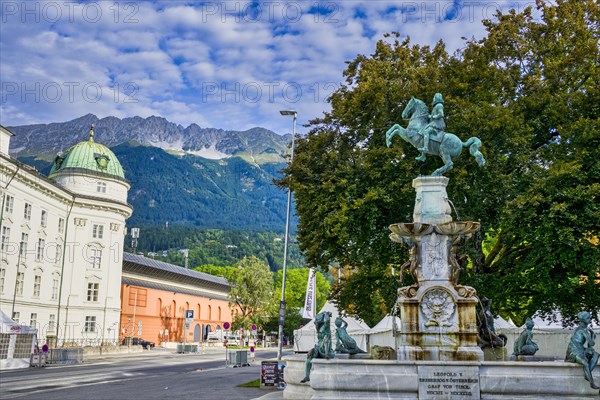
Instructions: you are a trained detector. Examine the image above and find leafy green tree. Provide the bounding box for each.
[264,268,331,338]
[228,256,275,330]
[273,268,330,310]
[282,0,599,326]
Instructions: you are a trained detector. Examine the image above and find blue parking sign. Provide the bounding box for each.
[186,310,193,319]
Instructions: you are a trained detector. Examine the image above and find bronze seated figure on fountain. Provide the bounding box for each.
[335,317,366,354]
[301,311,335,383]
[477,298,507,349]
[513,317,539,356]
[565,311,599,391]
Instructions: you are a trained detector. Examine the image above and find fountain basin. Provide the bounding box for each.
[434,221,481,236]
[389,223,433,239]
[284,356,600,399]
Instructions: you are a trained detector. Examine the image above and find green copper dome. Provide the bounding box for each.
[48,126,126,181]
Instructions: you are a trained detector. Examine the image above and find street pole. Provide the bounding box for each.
[11,241,23,318]
[132,289,138,338]
[277,110,297,360]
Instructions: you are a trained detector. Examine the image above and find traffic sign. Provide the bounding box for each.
[252,324,257,331]
[278,301,286,325]
[223,322,230,330]
[185,310,193,330]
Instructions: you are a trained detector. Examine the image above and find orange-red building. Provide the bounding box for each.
[120,253,232,345]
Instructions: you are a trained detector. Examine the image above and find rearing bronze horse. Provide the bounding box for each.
[386,97,485,176]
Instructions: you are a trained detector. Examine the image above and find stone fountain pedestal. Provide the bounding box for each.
[390,176,483,362]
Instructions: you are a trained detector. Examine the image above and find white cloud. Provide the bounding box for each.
[0,0,528,133]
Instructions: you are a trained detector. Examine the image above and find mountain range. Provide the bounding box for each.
[9,113,292,164]
[9,115,295,232]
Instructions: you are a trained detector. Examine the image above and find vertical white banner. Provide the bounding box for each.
[302,268,316,319]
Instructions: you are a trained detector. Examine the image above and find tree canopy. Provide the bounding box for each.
[283,0,599,326]
[227,256,274,330]
[196,262,330,335]
[267,268,331,337]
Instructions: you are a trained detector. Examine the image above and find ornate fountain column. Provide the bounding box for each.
[390,176,483,361]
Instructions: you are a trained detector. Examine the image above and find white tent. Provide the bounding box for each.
[524,311,600,331]
[494,315,518,330]
[0,310,37,370]
[369,315,401,333]
[0,310,20,333]
[367,314,401,348]
[530,314,566,330]
[293,301,370,352]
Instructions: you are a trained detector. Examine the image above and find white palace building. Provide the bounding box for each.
[0,125,132,346]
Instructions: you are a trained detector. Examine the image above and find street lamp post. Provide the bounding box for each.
[11,241,24,318]
[277,110,297,360]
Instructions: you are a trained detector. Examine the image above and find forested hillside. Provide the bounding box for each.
[126,225,304,272]
[18,142,295,231]
[112,143,291,230]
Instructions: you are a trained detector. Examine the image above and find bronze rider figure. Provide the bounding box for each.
[417,93,445,162]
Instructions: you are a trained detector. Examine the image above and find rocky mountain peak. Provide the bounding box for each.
[8,115,291,163]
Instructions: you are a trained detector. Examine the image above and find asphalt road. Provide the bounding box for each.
[0,348,288,400]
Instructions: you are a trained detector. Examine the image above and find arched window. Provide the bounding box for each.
[208,305,212,321]
[185,302,190,314]
[172,300,176,317]
[218,306,222,321]
[157,298,162,315]
[197,304,201,320]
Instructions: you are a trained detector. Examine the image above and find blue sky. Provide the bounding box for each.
[0,1,537,134]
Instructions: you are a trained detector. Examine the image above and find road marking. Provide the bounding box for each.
[1,373,146,399]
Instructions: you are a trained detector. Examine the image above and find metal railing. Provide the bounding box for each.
[46,347,83,364]
[226,350,249,367]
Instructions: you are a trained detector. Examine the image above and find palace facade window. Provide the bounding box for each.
[4,195,13,214]
[92,224,104,239]
[84,316,96,332]
[24,203,32,220]
[36,239,45,262]
[41,209,47,227]
[89,248,102,269]
[19,233,28,260]
[33,275,41,297]
[1,226,10,252]
[52,278,59,300]
[16,272,24,295]
[87,282,99,302]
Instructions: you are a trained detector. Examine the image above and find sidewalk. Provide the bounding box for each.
[80,345,226,364]
[252,391,284,400]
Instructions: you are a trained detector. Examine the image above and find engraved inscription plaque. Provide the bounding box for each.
[418,365,480,400]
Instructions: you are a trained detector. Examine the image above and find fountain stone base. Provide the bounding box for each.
[283,355,600,399]
[390,176,483,362]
